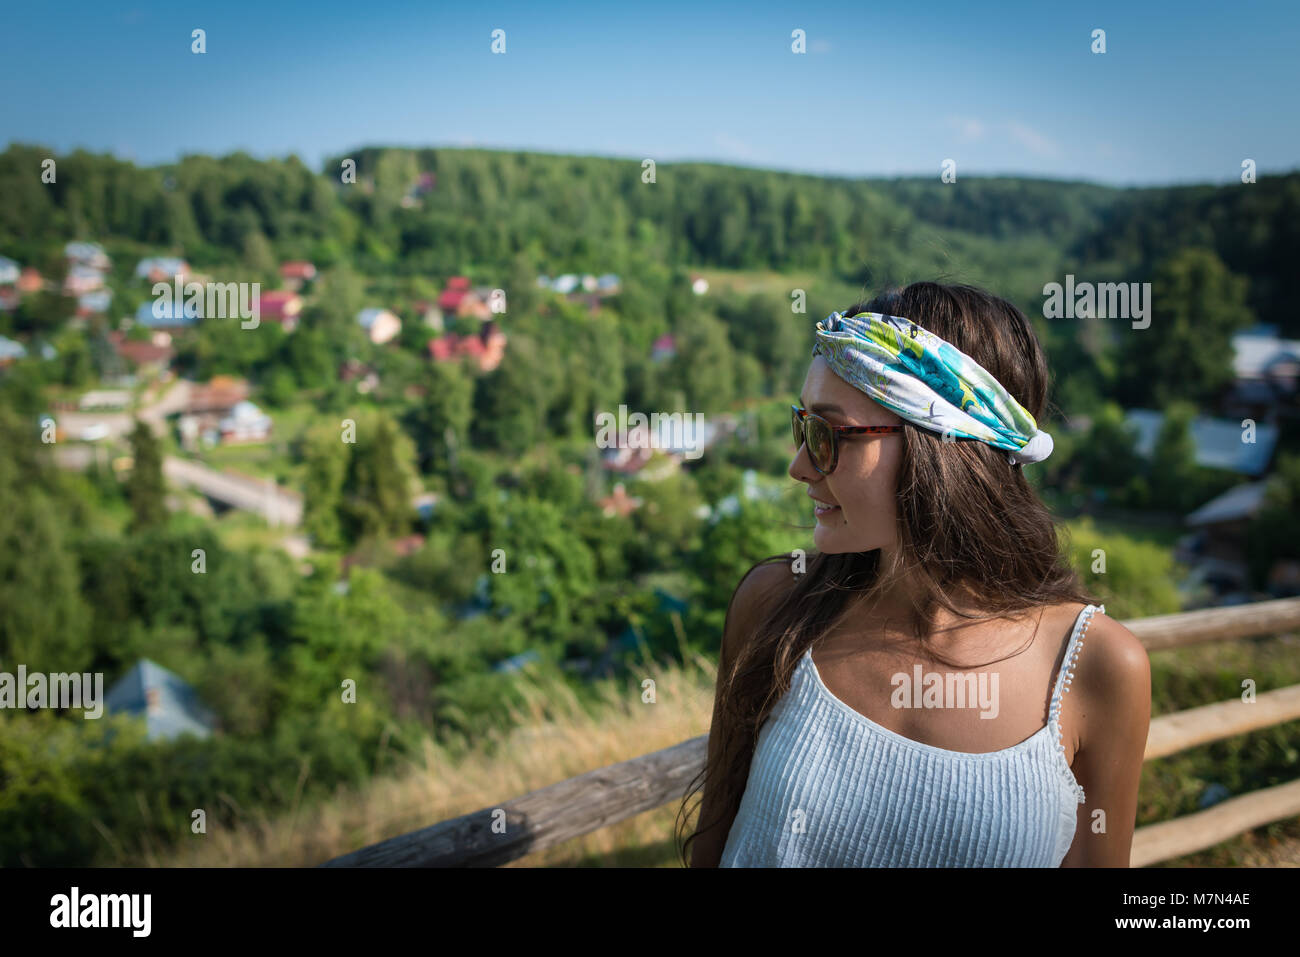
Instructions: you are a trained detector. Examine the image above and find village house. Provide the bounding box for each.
[65,241,110,271]
[1223,324,1300,423]
[0,335,27,366]
[76,289,113,317]
[279,260,317,291]
[1124,409,1279,477]
[217,400,273,445]
[598,482,643,518]
[134,257,190,283]
[107,330,174,378]
[437,276,493,320]
[78,389,131,411]
[63,264,105,296]
[259,290,302,331]
[357,307,401,344]
[428,319,507,372]
[651,333,677,363]
[0,259,20,311]
[340,358,380,393]
[600,423,657,475]
[104,659,216,742]
[177,376,268,449]
[536,273,620,313]
[17,267,43,294]
[136,298,200,330]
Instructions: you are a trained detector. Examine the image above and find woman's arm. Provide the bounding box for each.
[689,559,792,867]
[1061,612,1152,867]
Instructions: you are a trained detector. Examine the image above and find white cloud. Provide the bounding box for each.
[714,132,759,161]
[946,116,987,141]
[1005,120,1061,158]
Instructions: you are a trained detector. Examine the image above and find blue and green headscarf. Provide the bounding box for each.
[812,311,1054,465]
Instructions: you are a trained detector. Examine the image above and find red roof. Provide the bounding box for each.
[17,268,43,292]
[437,276,473,311]
[259,290,301,320]
[279,261,316,279]
[428,321,507,371]
[108,331,174,365]
[187,377,250,413]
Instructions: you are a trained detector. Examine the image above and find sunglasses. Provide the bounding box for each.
[792,405,903,475]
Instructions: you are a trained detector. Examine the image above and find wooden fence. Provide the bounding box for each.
[321,597,1300,868]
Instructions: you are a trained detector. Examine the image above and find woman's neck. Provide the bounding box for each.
[848,550,1028,644]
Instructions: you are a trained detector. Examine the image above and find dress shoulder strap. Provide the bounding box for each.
[1047,603,1104,805]
[1049,603,1105,712]
[1050,605,1102,712]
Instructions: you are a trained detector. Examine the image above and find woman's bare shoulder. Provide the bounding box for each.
[731,556,800,616]
[1073,606,1152,730]
[1079,607,1149,678]
[721,557,800,664]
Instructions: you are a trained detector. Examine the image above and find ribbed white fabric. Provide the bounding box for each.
[719,603,1104,867]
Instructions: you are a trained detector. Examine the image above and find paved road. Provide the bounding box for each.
[52,446,303,527]
[162,456,302,527]
[55,379,192,441]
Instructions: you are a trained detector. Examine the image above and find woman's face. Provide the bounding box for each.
[789,356,904,554]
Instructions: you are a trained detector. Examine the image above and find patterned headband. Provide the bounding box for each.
[811,310,1053,465]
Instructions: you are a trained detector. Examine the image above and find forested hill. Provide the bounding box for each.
[2,143,1296,333]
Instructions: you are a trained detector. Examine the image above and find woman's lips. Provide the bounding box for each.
[814,503,841,518]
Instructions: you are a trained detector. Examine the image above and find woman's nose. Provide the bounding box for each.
[788,443,814,484]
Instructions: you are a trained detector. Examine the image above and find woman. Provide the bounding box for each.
[680,282,1150,867]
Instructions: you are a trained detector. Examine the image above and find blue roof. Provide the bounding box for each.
[136,300,200,327]
[1125,409,1278,476]
[104,658,216,742]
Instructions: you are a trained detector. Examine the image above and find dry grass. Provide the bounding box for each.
[125,649,720,868]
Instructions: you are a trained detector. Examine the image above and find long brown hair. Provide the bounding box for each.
[676,281,1097,866]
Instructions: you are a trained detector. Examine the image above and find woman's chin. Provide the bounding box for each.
[814,522,879,554]
[813,525,849,553]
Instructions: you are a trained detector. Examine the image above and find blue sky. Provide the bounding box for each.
[2,0,1296,185]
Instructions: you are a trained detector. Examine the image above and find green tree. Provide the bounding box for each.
[1147,401,1202,512]
[1073,403,1139,497]
[1246,453,1300,591]
[340,412,418,541]
[1063,517,1183,619]
[663,312,737,413]
[0,411,92,673]
[1115,248,1254,407]
[125,419,166,532]
[485,496,600,646]
[241,229,278,285]
[301,422,349,549]
[13,291,76,338]
[411,360,474,474]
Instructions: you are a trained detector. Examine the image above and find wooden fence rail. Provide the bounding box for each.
[322,596,1300,868]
